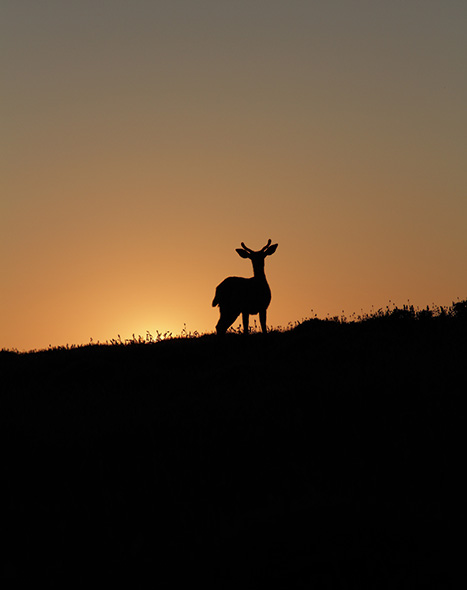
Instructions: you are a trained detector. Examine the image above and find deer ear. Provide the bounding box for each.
[236,249,250,259]
[265,244,278,256]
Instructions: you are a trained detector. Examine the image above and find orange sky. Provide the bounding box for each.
[2,0,467,351]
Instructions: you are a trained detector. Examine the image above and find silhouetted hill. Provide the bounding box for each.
[1,304,466,584]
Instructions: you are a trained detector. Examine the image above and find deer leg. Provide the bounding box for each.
[242,311,249,335]
[259,309,267,334]
[216,309,240,335]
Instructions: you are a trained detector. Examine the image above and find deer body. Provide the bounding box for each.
[212,240,278,335]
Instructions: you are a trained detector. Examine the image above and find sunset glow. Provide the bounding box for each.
[2,1,466,351]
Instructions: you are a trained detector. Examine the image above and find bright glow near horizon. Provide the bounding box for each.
[2,1,467,351]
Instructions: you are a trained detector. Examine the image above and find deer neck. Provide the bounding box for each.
[251,260,267,281]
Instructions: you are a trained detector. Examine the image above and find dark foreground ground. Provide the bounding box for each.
[1,307,466,585]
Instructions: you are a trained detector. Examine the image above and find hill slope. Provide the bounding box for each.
[1,308,465,583]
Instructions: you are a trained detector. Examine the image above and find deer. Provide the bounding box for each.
[212,239,278,335]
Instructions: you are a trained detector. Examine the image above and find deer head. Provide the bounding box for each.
[235,239,278,277]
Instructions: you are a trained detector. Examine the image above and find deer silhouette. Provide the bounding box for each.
[212,239,278,335]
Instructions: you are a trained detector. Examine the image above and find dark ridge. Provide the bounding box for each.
[1,302,466,583]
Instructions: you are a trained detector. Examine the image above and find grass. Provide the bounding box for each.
[1,299,466,583]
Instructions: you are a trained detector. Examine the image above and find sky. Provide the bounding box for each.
[2,0,466,351]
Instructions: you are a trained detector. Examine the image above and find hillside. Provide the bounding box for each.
[1,304,466,584]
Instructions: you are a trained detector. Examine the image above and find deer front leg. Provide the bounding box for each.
[242,311,249,335]
[259,309,267,334]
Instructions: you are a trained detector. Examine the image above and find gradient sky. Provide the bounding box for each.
[2,0,466,351]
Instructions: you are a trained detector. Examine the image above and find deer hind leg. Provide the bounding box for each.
[216,308,240,335]
[242,311,249,335]
[259,309,267,334]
